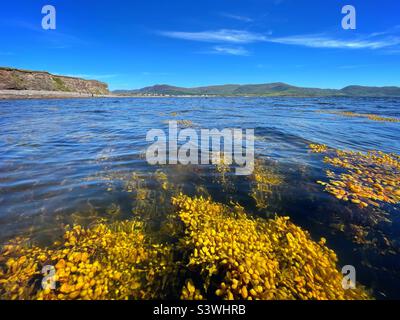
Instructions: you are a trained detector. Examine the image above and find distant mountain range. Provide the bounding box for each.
[113,83,400,97]
[1,66,398,98]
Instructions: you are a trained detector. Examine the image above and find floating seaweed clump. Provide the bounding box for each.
[172,194,371,300]
[309,143,328,153]
[317,110,400,123]
[309,145,399,253]
[176,120,194,127]
[163,119,193,127]
[250,159,283,209]
[0,220,176,300]
[316,149,400,208]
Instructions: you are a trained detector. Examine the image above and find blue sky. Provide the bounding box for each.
[1,0,399,90]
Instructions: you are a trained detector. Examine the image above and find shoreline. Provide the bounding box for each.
[0,90,276,100]
[0,90,119,100]
[1,90,398,100]
[0,90,249,100]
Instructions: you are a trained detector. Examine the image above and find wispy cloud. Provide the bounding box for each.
[158,28,400,51]
[220,13,253,23]
[369,25,400,37]
[268,34,400,49]
[211,46,250,56]
[158,29,267,43]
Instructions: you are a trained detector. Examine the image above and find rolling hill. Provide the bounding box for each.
[113,83,400,97]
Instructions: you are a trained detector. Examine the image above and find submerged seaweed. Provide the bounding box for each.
[249,159,283,210]
[0,191,373,300]
[0,220,176,300]
[172,194,371,300]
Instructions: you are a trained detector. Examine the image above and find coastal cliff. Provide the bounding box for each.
[0,67,109,95]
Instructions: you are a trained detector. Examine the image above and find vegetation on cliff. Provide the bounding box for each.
[0,67,109,95]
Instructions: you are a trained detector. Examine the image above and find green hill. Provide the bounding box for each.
[340,85,400,97]
[113,83,400,97]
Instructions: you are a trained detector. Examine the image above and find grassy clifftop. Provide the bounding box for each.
[0,67,109,95]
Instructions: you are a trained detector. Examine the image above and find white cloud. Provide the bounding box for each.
[268,34,400,49]
[158,29,267,43]
[221,13,253,22]
[212,46,250,56]
[158,27,400,51]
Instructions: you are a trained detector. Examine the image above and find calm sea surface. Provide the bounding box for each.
[0,97,399,298]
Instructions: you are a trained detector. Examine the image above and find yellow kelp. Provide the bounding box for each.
[105,203,122,220]
[317,110,400,123]
[212,152,234,191]
[0,220,175,300]
[125,172,146,194]
[180,279,204,300]
[114,169,181,225]
[154,170,170,191]
[172,194,371,300]
[309,145,398,253]
[317,150,400,208]
[309,143,328,153]
[163,119,193,127]
[177,120,194,127]
[250,159,283,209]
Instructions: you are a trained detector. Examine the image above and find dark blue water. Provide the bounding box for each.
[0,97,399,298]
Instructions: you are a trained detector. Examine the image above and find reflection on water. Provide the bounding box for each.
[0,97,399,299]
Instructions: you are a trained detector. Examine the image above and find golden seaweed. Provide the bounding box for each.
[172,194,371,300]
